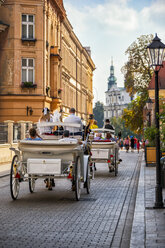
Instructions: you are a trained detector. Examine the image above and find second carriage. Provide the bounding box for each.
[90,128,120,177]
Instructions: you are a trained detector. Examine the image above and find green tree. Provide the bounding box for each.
[122,95,148,134]
[93,101,104,128]
[121,34,154,134]
[110,116,141,139]
[122,34,154,95]
[160,100,165,151]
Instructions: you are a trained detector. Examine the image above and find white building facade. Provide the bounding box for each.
[104,61,132,119]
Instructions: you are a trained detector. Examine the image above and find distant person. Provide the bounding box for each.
[105,132,113,140]
[118,131,122,139]
[119,138,124,150]
[131,136,134,152]
[64,108,82,135]
[137,139,140,153]
[59,130,78,143]
[104,119,114,130]
[26,128,42,140]
[90,120,98,129]
[38,107,53,135]
[125,136,130,152]
[134,137,137,149]
[94,133,103,140]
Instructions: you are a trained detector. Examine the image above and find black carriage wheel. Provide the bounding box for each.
[29,176,35,193]
[75,156,81,201]
[10,155,20,200]
[114,148,118,176]
[86,159,90,194]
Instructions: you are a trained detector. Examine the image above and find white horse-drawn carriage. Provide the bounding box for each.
[10,122,91,201]
[90,128,120,177]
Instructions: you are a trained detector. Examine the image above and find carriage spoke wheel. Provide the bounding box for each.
[29,175,35,193]
[114,149,118,176]
[86,160,90,194]
[75,156,81,201]
[10,155,20,200]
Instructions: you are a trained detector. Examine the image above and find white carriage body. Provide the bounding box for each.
[10,121,91,200]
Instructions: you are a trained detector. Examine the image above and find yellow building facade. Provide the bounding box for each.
[0,0,95,122]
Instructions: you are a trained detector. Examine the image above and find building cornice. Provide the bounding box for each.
[51,0,66,20]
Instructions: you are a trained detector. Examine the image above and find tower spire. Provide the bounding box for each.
[111,56,113,66]
[107,58,117,90]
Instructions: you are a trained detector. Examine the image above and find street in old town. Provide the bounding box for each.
[0,150,165,248]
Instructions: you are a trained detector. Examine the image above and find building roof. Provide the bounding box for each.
[148,61,165,89]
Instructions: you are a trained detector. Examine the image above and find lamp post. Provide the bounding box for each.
[147,34,165,208]
[146,97,153,127]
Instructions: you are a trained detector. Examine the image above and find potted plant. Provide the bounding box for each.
[21,82,37,88]
[144,126,157,166]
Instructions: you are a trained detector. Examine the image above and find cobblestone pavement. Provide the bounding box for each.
[0,150,142,248]
[130,154,165,248]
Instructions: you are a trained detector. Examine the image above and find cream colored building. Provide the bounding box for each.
[0,0,95,122]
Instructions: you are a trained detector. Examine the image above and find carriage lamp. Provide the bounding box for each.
[147,34,165,208]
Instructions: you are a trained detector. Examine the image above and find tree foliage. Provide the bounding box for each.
[121,34,155,134]
[122,94,148,134]
[110,116,142,139]
[93,101,104,128]
[121,34,154,95]
[160,100,165,151]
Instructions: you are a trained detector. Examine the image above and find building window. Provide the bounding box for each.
[22,14,35,39]
[22,58,35,83]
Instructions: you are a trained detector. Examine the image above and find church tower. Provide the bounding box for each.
[108,58,117,90]
[104,59,132,120]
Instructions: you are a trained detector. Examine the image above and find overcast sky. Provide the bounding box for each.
[63,0,165,105]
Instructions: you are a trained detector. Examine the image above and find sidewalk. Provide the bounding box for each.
[0,163,10,177]
[130,153,165,248]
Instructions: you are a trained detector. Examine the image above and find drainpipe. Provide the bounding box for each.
[76,46,78,114]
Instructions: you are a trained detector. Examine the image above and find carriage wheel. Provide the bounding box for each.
[114,149,118,176]
[86,159,90,194]
[10,155,20,200]
[29,176,35,193]
[75,156,81,201]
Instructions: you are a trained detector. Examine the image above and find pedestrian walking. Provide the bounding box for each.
[124,136,129,152]
[134,136,137,149]
[120,138,124,150]
[131,136,134,152]
[137,139,140,153]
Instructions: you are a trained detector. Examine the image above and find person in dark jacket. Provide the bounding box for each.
[131,136,134,152]
[104,119,114,130]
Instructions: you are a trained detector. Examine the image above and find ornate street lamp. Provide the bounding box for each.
[147,34,165,208]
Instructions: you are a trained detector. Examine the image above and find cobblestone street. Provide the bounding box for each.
[0,151,142,248]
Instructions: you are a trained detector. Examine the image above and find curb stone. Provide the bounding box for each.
[130,154,145,248]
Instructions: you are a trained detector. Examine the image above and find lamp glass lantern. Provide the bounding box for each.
[147,34,165,69]
[146,97,153,111]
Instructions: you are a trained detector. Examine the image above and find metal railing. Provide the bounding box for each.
[0,123,8,144]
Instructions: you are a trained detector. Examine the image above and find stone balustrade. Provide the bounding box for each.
[0,120,34,165]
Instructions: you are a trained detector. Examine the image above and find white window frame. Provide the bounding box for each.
[22,14,35,39]
[21,58,35,83]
